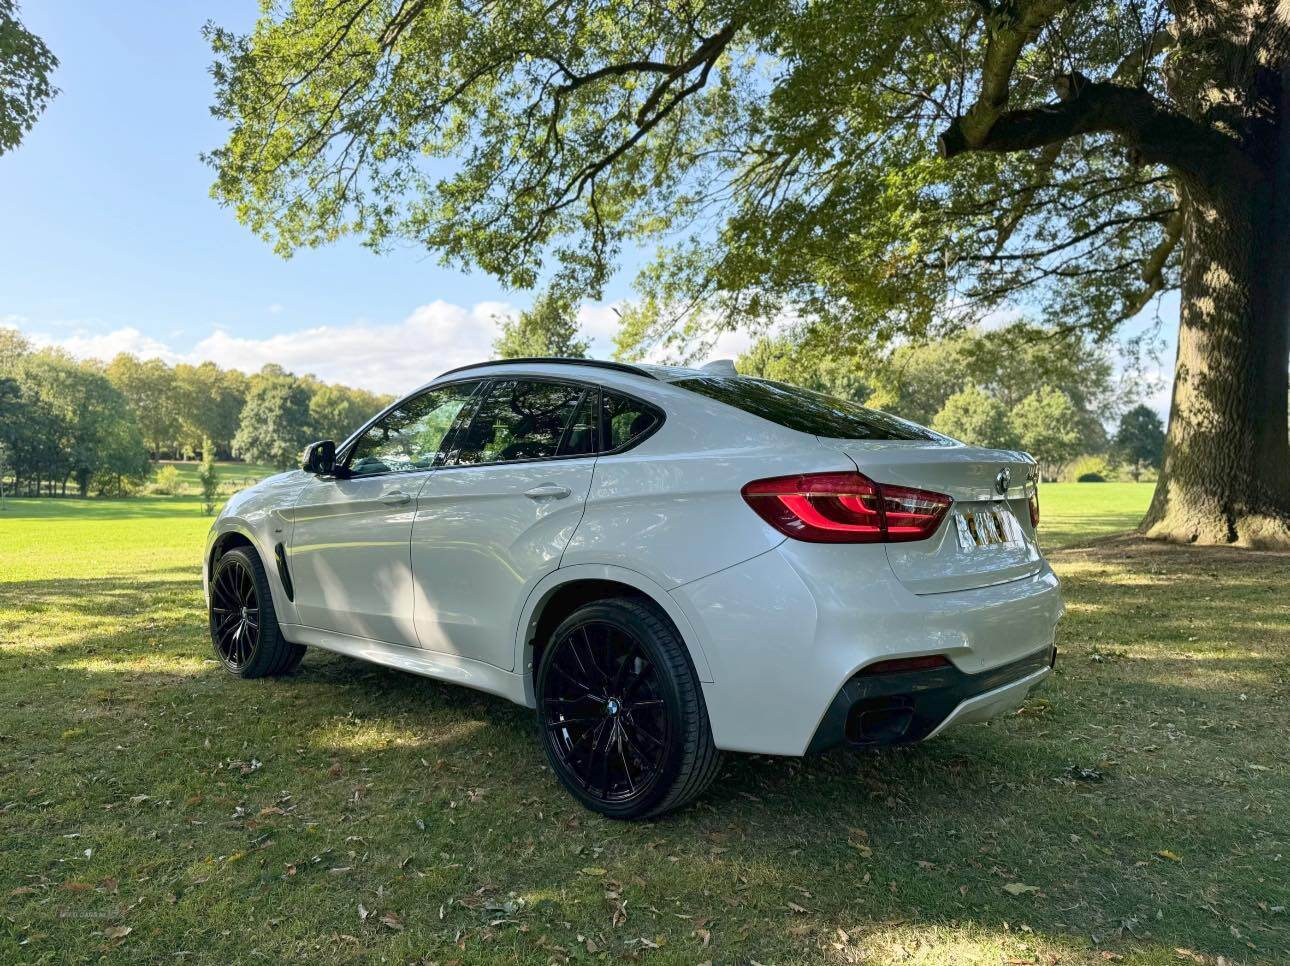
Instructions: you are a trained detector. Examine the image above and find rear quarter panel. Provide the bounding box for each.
[561,382,854,589]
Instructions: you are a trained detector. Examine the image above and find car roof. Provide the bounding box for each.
[434,357,737,383]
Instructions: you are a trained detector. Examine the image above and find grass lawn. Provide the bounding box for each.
[0,483,1285,964]
[150,460,280,496]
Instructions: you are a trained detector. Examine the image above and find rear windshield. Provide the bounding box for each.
[673,376,941,441]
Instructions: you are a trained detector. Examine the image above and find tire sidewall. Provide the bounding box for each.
[536,600,690,819]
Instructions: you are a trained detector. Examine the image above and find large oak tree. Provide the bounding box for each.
[207,0,1290,547]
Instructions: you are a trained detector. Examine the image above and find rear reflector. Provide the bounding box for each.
[741,471,951,543]
[859,654,953,676]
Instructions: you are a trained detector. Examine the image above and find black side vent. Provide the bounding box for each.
[274,543,295,601]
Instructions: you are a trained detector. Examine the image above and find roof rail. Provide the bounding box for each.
[435,357,658,380]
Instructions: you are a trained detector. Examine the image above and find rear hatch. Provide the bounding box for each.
[823,438,1043,594]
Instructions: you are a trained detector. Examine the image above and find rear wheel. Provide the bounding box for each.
[209,547,305,678]
[536,598,721,819]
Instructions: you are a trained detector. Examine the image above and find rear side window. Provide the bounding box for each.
[673,376,940,441]
[449,379,586,465]
[602,391,661,450]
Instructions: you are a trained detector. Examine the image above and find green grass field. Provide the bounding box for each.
[1,483,1286,964]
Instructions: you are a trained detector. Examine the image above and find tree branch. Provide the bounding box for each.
[939,72,1258,186]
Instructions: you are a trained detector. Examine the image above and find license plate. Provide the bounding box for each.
[955,505,1022,550]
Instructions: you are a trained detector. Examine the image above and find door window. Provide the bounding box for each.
[345,381,481,477]
[449,380,587,466]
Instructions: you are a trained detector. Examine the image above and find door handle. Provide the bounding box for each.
[524,483,572,500]
[381,491,412,506]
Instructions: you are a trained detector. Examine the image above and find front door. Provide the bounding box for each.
[411,379,597,669]
[288,380,482,645]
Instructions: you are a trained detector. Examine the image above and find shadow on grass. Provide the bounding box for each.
[2,536,1287,962]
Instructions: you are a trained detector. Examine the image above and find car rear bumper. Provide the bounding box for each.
[804,644,1056,753]
[668,541,1064,756]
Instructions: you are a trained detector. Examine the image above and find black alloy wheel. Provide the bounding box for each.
[210,553,260,670]
[536,598,721,819]
[208,546,305,678]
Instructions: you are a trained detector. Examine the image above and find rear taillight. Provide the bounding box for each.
[740,472,951,544]
[859,654,952,676]
[1028,487,1040,528]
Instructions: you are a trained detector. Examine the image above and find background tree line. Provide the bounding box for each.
[0,329,391,497]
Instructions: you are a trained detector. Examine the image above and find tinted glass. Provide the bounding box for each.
[602,391,660,450]
[345,381,480,476]
[673,376,940,441]
[560,389,598,457]
[450,380,585,465]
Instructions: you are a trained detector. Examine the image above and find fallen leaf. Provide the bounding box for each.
[1003,883,1040,896]
[103,926,132,941]
[1156,850,1182,863]
[580,867,607,877]
[379,912,404,931]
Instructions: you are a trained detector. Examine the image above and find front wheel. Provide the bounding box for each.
[208,547,305,678]
[536,598,721,819]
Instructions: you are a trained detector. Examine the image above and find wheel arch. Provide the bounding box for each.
[205,523,296,623]
[515,565,714,706]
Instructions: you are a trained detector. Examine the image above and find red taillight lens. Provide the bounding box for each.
[859,654,953,676]
[741,472,951,543]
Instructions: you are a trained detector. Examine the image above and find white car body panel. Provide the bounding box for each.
[288,472,429,646]
[205,359,1064,758]
[411,456,597,669]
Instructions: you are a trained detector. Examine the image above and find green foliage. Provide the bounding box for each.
[735,335,869,402]
[0,0,58,157]
[864,323,1119,446]
[232,366,313,470]
[492,291,590,360]
[204,1,1184,353]
[307,382,386,446]
[1063,453,1115,484]
[1114,404,1165,481]
[1013,387,1084,480]
[174,362,248,458]
[932,385,1019,449]
[150,464,183,496]
[106,354,184,457]
[197,438,220,515]
[0,337,151,497]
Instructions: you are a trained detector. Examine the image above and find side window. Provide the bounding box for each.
[601,391,660,451]
[345,381,480,477]
[558,389,598,457]
[450,379,586,466]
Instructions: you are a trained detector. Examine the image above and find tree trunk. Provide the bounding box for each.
[1140,164,1290,546]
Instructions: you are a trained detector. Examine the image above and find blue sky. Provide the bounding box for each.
[0,1,1177,409]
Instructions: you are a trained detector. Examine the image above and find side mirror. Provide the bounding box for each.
[302,439,336,475]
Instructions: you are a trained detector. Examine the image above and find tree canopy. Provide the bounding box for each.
[493,290,590,359]
[207,0,1290,546]
[0,1,57,156]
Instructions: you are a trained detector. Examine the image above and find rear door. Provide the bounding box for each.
[289,381,481,644]
[410,379,597,669]
[828,439,1042,594]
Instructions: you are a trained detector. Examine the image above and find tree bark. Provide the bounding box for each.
[1139,166,1290,546]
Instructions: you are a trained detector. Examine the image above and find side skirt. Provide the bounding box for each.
[279,624,530,707]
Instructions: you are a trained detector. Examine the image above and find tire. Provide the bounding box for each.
[535,597,722,819]
[208,547,306,678]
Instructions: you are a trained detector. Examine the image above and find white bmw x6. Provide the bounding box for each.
[205,357,1063,818]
